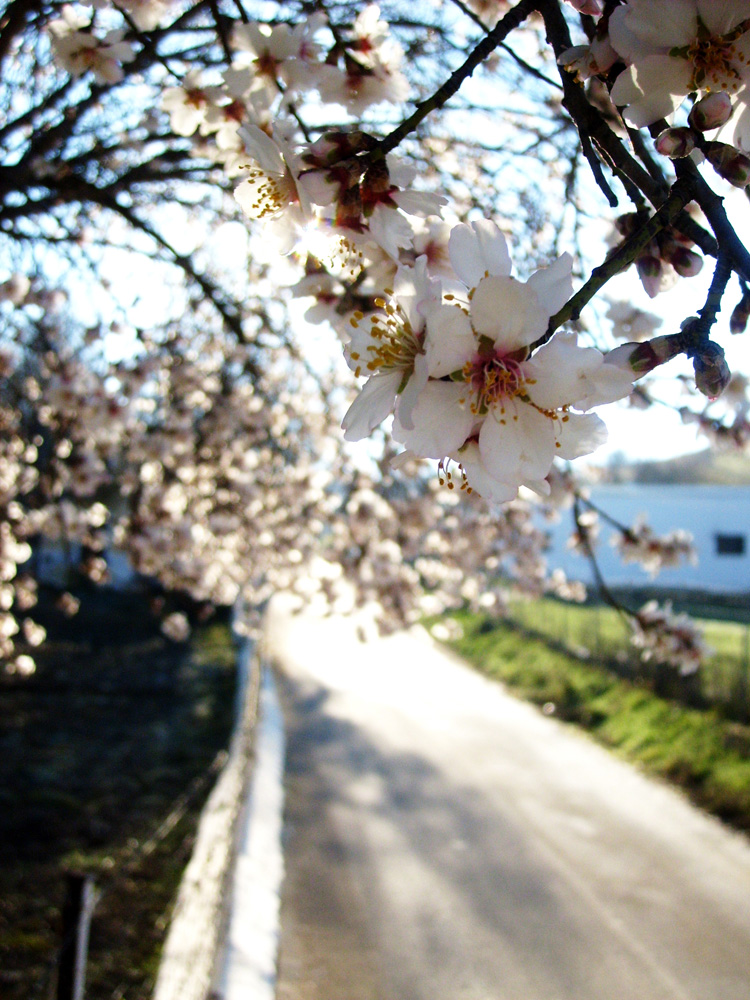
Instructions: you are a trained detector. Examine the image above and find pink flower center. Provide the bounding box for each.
[678,17,750,94]
[463,351,525,415]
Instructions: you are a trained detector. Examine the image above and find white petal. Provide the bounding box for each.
[524,333,602,410]
[367,205,414,260]
[448,220,512,288]
[392,189,447,218]
[342,370,402,440]
[423,302,475,378]
[698,0,750,36]
[526,253,573,318]
[239,123,285,176]
[555,411,607,460]
[393,256,440,333]
[609,0,696,60]
[478,401,554,484]
[470,276,547,349]
[455,441,518,502]
[611,57,692,127]
[396,355,429,431]
[393,380,475,458]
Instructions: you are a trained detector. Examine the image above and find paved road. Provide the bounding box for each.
[264,598,750,1000]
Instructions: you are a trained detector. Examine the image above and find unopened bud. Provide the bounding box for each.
[688,92,733,132]
[606,333,683,378]
[655,127,695,158]
[669,246,704,278]
[615,211,645,237]
[565,0,604,13]
[303,129,377,167]
[705,142,750,187]
[636,254,662,298]
[730,293,750,334]
[693,341,731,399]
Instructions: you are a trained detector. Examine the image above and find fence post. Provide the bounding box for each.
[57,872,98,1000]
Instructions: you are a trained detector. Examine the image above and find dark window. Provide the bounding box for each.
[715,533,746,556]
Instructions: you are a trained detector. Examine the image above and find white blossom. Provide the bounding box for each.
[392,221,633,499]
[610,0,750,150]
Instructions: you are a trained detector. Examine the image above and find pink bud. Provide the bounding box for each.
[693,342,731,399]
[606,334,683,377]
[655,127,695,158]
[564,0,604,13]
[688,92,733,132]
[669,247,704,278]
[730,293,750,334]
[636,255,662,298]
[705,142,750,187]
[606,342,658,377]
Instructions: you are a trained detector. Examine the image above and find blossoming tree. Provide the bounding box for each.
[3,0,750,675]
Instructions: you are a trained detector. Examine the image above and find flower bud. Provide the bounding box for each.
[606,333,683,377]
[636,254,662,298]
[565,0,604,12]
[688,92,733,132]
[615,212,643,237]
[730,293,750,335]
[693,341,731,399]
[705,142,750,187]
[669,246,704,278]
[655,127,695,158]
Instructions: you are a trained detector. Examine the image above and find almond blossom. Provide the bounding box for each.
[162,71,219,137]
[316,5,409,114]
[609,0,750,150]
[48,6,135,84]
[342,256,440,440]
[230,16,325,103]
[391,221,633,500]
[233,124,313,254]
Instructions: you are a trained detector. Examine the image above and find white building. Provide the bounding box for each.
[544,484,750,594]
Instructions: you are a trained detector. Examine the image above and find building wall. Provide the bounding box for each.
[543,485,750,593]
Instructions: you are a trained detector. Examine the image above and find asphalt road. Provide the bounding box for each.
[264,598,750,1000]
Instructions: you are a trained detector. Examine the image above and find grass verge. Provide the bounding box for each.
[507,596,750,717]
[0,587,237,1000]
[437,611,750,835]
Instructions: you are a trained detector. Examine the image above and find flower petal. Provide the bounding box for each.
[609,0,697,60]
[423,301,475,377]
[455,441,518,502]
[524,333,600,410]
[526,252,573,318]
[470,275,547,349]
[555,411,607,460]
[239,123,286,176]
[393,380,475,458]
[448,219,512,287]
[342,370,402,440]
[478,401,554,484]
[611,57,692,127]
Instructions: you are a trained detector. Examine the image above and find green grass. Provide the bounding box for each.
[438,611,750,833]
[508,596,750,715]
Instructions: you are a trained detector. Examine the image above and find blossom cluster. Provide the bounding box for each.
[630,600,709,676]
[612,516,697,577]
[561,0,750,159]
[38,2,631,501]
[40,0,748,503]
[23,0,750,679]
